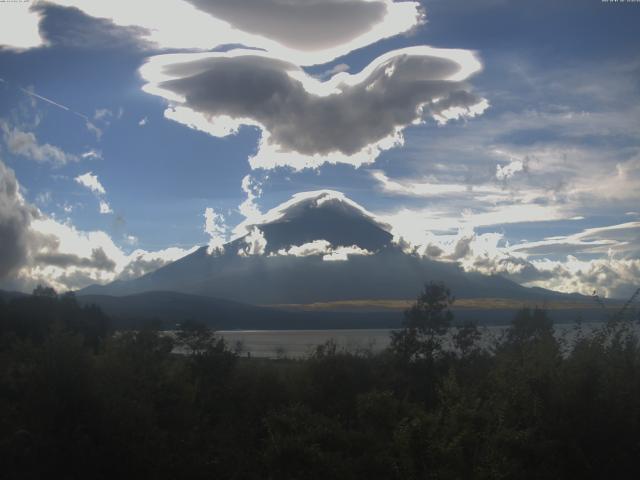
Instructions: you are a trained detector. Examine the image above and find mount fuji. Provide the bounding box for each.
[79,191,581,308]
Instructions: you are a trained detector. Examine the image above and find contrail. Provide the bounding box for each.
[19,86,90,122]
[1,76,91,122]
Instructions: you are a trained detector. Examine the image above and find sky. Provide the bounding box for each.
[0,0,639,298]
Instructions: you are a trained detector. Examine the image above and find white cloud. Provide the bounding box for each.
[238,227,267,256]
[322,245,373,262]
[372,170,503,198]
[74,172,115,214]
[138,116,148,126]
[85,121,102,139]
[276,239,333,257]
[94,108,112,121]
[35,191,52,206]
[320,63,350,79]
[203,207,227,254]
[81,149,102,160]
[496,158,525,180]
[1,121,78,165]
[0,2,45,50]
[274,239,373,261]
[526,256,640,299]
[125,234,138,246]
[377,201,569,251]
[99,200,113,214]
[239,174,262,216]
[75,172,106,195]
[511,221,640,257]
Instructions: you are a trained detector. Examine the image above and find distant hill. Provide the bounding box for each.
[77,291,403,330]
[0,290,29,302]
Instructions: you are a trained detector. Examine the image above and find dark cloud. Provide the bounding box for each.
[36,4,151,51]
[118,256,170,281]
[35,247,116,271]
[186,0,387,50]
[425,244,444,258]
[146,49,486,165]
[0,159,38,279]
[447,235,473,260]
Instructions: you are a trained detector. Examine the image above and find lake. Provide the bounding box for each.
[216,322,630,359]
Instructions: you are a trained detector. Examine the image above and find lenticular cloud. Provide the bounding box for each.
[34,0,422,66]
[140,47,488,170]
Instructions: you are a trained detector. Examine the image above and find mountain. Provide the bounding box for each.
[79,190,585,306]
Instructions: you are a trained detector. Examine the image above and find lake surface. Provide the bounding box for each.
[216,322,630,359]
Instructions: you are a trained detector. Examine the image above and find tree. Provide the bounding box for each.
[32,285,57,298]
[390,282,455,363]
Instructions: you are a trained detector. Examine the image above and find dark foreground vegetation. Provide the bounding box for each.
[1,284,640,479]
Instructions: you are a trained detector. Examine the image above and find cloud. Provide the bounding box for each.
[75,172,115,215]
[75,172,106,195]
[141,46,487,170]
[528,256,640,299]
[35,247,116,271]
[274,239,372,261]
[35,191,52,207]
[117,247,198,281]
[203,207,227,253]
[35,3,151,51]
[511,221,640,257]
[320,63,350,79]
[184,0,419,62]
[0,159,197,293]
[42,0,422,65]
[496,158,525,180]
[0,2,45,50]
[124,234,138,246]
[385,215,640,299]
[276,239,333,257]
[94,108,112,121]
[99,200,113,214]
[322,245,373,262]
[1,121,78,165]
[238,227,267,256]
[378,201,569,250]
[372,170,503,198]
[0,159,40,280]
[81,149,102,160]
[138,117,148,126]
[16,216,198,291]
[238,174,263,224]
[85,121,102,139]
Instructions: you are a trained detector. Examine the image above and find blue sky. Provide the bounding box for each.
[0,0,639,297]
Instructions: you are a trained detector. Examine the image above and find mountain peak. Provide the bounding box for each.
[238,190,393,253]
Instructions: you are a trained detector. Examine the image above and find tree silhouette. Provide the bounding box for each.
[390,281,455,363]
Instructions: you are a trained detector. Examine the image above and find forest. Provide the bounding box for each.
[1,283,640,479]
